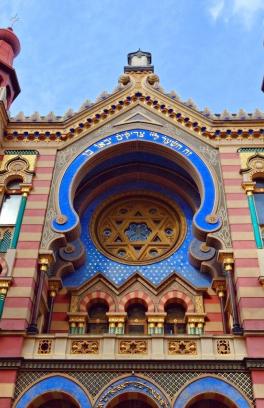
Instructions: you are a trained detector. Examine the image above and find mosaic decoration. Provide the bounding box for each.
[90,192,186,265]
[52,129,221,234]
[173,376,251,408]
[63,180,212,287]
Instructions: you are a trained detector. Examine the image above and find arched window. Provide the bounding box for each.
[87,300,109,334]
[253,176,264,245]
[164,301,187,335]
[126,301,147,335]
[0,178,22,252]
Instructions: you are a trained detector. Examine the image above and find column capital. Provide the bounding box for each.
[242,181,256,194]
[212,279,226,297]
[21,184,32,196]
[185,313,206,324]
[106,312,127,323]
[67,312,87,323]
[0,277,12,294]
[38,250,55,272]
[146,313,166,323]
[48,278,62,297]
[217,250,234,267]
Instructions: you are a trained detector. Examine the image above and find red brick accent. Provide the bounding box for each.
[158,290,194,312]
[0,336,23,357]
[79,290,116,312]
[119,290,155,312]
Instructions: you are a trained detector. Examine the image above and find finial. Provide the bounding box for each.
[10,14,20,28]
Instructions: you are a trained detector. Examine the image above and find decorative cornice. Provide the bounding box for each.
[4,91,264,144]
[2,358,248,371]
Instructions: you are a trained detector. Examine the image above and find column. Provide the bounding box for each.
[67,313,87,334]
[146,313,166,335]
[27,253,54,334]
[45,278,62,333]
[218,251,243,335]
[212,279,228,334]
[242,182,263,249]
[185,313,206,335]
[106,313,127,334]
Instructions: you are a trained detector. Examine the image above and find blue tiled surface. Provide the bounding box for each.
[16,375,92,408]
[63,181,212,288]
[173,376,251,408]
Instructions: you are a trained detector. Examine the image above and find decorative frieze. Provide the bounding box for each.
[119,340,147,354]
[71,340,99,354]
[168,340,197,355]
[37,339,52,354]
[216,339,231,355]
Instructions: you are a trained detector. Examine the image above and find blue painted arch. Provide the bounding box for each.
[173,376,251,408]
[94,375,170,408]
[15,374,92,408]
[52,129,221,236]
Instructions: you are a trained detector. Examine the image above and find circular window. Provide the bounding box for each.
[90,192,186,265]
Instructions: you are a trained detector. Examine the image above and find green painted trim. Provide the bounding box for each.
[0,294,5,319]
[10,195,27,249]
[248,194,263,249]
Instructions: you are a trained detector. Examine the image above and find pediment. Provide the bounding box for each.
[113,111,164,127]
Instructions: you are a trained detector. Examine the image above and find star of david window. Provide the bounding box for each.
[90,192,186,265]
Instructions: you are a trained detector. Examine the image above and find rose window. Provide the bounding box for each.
[90,192,186,265]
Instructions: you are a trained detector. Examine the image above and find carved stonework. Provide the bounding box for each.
[119,340,147,354]
[168,340,197,355]
[37,339,52,354]
[194,295,204,313]
[71,340,99,354]
[216,339,231,355]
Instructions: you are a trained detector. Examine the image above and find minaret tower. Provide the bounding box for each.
[0,26,20,109]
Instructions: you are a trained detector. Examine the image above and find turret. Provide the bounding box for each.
[0,27,20,109]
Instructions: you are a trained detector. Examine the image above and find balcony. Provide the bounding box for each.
[22,334,247,360]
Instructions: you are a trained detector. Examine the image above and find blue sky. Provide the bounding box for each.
[0,0,263,116]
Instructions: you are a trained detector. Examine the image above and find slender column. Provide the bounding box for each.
[10,187,30,249]
[218,251,243,335]
[212,280,228,334]
[243,182,263,249]
[146,313,166,335]
[45,278,62,333]
[106,313,126,334]
[27,254,53,334]
[0,278,12,319]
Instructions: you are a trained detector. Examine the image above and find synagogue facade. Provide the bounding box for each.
[0,27,264,408]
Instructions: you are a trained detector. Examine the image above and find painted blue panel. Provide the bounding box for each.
[173,376,251,408]
[53,129,220,234]
[63,180,212,288]
[16,375,92,408]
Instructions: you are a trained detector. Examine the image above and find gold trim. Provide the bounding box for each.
[90,191,187,265]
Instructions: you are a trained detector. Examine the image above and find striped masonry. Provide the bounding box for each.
[219,147,264,357]
[0,369,17,408]
[1,150,57,333]
[203,288,223,334]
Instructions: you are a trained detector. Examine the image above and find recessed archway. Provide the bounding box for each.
[106,391,159,408]
[52,129,221,238]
